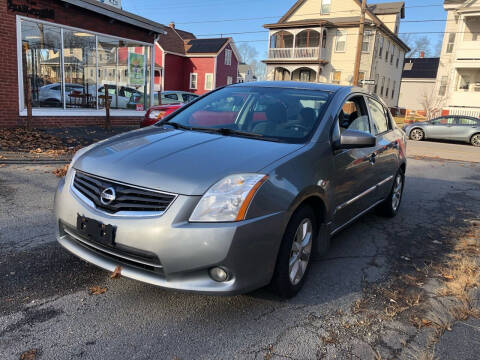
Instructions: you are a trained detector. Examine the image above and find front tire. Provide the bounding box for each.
[376,170,405,218]
[471,133,480,147]
[270,206,317,298]
[410,128,424,141]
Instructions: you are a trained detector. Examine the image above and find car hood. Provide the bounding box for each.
[74,127,303,195]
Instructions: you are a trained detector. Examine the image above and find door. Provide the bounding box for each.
[426,116,458,140]
[365,97,398,200]
[331,95,379,231]
[457,117,480,142]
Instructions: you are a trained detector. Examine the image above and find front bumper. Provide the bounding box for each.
[54,171,287,295]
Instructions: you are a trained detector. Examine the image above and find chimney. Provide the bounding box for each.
[169,22,175,29]
[420,51,425,58]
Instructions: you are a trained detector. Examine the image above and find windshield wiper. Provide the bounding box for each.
[215,128,284,142]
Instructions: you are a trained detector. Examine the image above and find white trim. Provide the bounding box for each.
[16,16,154,116]
[150,38,156,107]
[16,16,24,115]
[214,56,218,89]
[19,109,145,117]
[189,73,198,90]
[161,51,165,92]
[205,73,214,90]
[61,28,66,109]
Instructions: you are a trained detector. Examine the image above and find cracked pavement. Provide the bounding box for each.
[1,152,479,359]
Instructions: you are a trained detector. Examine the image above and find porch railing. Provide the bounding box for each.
[268,47,323,60]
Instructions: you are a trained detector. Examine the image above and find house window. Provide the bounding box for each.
[385,41,390,61]
[390,46,395,64]
[190,73,198,89]
[332,71,341,84]
[392,81,396,99]
[205,73,214,90]
[385,78,390,98]
[227,76,233,85]
[335,30,346,52]
[225,49,232,66]
[374,74,379,93]
[446,33,455,53]
[321,0,331,14]
[458,74,470,91]
[378,37,384,58]
[362,31,372,52]
[396,55,400,68]
[380,76,385,95]
[439,76,448,96]
[300,70,311,82]
[19,18,152,112]
[464,17,480,41]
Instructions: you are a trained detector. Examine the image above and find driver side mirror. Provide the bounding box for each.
[333,129,376,150]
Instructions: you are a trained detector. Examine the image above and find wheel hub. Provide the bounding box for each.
[289,219,313,285]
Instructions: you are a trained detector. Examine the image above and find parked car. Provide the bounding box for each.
[55,82,407,298]
[403,115,480,147]
[39,83,84,106]
[128,91,199,110]
[141,103,184,128]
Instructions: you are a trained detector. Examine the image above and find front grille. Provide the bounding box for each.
[73,171,176,214]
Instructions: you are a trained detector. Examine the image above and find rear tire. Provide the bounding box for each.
[376,170,405,218]
[471,133,480,147]
[270,206,317,299]
[409,128,424,141]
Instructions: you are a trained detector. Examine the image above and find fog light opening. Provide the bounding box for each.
[209,267,229,282]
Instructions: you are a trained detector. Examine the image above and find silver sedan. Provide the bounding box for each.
[404,115,480,146]
[55,82,407,298]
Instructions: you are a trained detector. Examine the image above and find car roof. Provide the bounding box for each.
[229,81,361,94]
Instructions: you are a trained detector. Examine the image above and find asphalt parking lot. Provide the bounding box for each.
[1,142,479,360]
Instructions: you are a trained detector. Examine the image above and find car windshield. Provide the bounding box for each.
[159,86,331,143]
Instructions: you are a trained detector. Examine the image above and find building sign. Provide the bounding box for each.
[7,0,55,19]
[128,52,146,87]
[97,0,122,9]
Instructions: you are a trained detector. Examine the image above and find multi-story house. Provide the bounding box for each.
[434,0,480,117]
[263,0,409,107]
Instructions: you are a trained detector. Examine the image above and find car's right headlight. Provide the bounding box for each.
[189,174,268,223]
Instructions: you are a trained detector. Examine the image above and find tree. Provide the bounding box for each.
[401,34,432,58]
[237,43,258,65]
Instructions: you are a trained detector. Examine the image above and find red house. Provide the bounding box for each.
[155,24,239,95]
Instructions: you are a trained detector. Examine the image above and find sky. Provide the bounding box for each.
[121,0,447,58]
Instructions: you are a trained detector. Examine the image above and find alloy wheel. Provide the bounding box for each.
[392,174,403,211]
[289,219,313,286]
[472,134,480,147]
[410,129,424,141]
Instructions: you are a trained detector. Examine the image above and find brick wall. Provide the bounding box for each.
[0,0,155,128]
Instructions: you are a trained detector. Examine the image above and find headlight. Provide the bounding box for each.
[189,174,268,222]
[149,110,166,119]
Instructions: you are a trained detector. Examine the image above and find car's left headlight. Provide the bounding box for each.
[189,174,268,222]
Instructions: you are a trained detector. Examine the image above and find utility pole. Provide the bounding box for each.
[353,0,367,87]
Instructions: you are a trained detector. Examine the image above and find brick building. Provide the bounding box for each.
[1,0,167,127]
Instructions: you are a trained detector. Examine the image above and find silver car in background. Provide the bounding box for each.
[404,115,480,146]
[55,82,407,298]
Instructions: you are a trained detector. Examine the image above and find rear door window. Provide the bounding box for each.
[164,93,179,101]
[459,117,479,125]
[367,98,390,135]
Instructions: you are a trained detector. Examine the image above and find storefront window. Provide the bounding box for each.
[21,21,62,108]
[63,30,97,108]
[20,18,152,112]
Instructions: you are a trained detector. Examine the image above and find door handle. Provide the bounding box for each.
[368,153,377,165]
